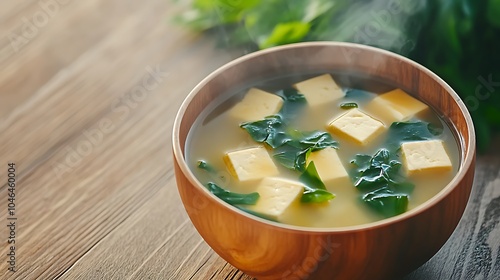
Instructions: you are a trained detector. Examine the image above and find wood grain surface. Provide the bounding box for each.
[0,1,498,279]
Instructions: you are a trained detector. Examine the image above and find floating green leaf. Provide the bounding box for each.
[240,110,338,171]
[386,121,442,151]
[296,131,338,151]
[206,182,260,205]
[351,149,413,192]
[273,131,338,171]
[362,187,409,217]
[350,154,372,172]
[299,162,335,203]
[301,189,335,204]
[275,88,306,121]
[339,102,358,109]
[350,149,414,217]
[272,149,297,170]
[275,88,306,102]
[197,160,215,173]
[389,121,441,140]
[240,115,290,148]
[273,146,312,172]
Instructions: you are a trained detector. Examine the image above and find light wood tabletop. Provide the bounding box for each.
[1,1,499,279]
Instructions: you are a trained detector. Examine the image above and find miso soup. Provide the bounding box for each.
[186,73,459,228]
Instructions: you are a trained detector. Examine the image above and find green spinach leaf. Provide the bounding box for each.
[272,148,297,170]
[389,121,441,140]
[351,149,413,192]
[240,115,290,148]
[340,102,358,109]
[301,189,335,204]
[207,182,260,205]
[198,160,259,205]
[275,87,306,102]
[197,160,216,173]
[386,121,442,151]
[295,131,338,151]
[275,88,306,121]
[350,148,414,217]
[350,154,372,171]
[273,145,312,172]
[240,111,338,172]
[362,187,409,217]
[299,162,335,203]
[273,131,338,171]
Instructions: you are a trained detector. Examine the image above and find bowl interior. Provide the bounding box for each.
[173,42,475,231]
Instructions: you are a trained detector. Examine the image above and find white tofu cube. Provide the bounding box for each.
[307,147,349,186]
[327,108,385,145]
[224,146,279,181]
[401,140,452,175]
[367,89,428,124]
[228,88,283,122]
[293,74,344,107]
[248,177,304,221]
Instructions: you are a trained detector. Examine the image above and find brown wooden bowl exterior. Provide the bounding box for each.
[172,42,476,280]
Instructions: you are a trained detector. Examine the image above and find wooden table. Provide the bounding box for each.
[1,1,499,279]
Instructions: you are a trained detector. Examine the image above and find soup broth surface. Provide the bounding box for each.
[187,73,459,228]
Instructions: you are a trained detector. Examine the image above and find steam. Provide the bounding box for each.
[322,0,428,56]
[187,0,429,56]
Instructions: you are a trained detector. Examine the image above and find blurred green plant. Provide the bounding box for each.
[176,0,500,152]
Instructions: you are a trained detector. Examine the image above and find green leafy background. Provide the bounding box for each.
[176,0,500,152]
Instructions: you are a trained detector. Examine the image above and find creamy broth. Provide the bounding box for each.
[186,73,460,228]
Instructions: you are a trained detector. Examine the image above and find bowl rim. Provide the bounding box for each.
[172,41,476,233]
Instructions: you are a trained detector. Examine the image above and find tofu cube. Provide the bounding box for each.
[327,108,385,145]
[248,177,304,220]
[367,89,428,124]
[293,74,344,107]
[401,140,452,175]
[229,88,283,122]
[307,147,349,186]
[224,146,279,181]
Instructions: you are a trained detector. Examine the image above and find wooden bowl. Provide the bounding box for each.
[172,42,476,279]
